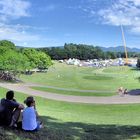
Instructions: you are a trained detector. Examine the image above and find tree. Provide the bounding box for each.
[36,51,52,69]
[0,40,52,81]
[0,40,16,50]
[105,51,117,59]
[1,49,29,71]
[21,48,52,70]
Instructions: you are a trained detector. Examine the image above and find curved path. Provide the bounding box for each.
[0,82,140,104]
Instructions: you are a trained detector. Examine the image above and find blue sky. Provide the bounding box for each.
[1,0,140,48]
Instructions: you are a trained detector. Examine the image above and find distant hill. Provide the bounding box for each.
[100,46,140,52]
[39,46,64,49]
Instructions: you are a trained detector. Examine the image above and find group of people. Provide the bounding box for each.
[0,90,43,131]
[117,87,128,96]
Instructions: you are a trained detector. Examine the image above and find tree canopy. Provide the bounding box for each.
[40,43,139,60]
[0,40,52,81]
[21,48,52,70]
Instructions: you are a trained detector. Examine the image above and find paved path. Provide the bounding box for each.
[0,82,140,104]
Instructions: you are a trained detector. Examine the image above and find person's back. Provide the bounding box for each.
[1,98,19,125]
[22,106,37,130]
[0,90,24,126]
[22,96,42,131]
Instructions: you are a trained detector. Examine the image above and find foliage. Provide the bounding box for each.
[0,41,27,80]
[0,40,52,81]
[39,43,140,60]
[0,40,16,50]
[1,50,27,72]
[21,48,52,70]
[41,43,105,60]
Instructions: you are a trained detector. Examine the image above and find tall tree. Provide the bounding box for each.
[0,40,52,81]
[22,48,52,70]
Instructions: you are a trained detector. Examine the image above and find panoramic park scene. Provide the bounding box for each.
[2,0,140,140]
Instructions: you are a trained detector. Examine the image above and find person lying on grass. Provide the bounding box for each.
[22,96,43,131]
[0,90,24,127]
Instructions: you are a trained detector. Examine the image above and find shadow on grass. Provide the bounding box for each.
[0,116,140,140]
[83,75,113,81]
[130,68,140,71]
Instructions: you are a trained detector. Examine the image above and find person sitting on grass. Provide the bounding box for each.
[117,87,124,96]
[117,87,128,96]
[0,90,24,127]
[124,89,128,94]
[22,96,43,131]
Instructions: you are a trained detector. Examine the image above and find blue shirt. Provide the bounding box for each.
[22,106,37,131]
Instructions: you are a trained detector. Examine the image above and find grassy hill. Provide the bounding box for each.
[0,87,140,139]
[21,62,140,96]
[1,63,140,139]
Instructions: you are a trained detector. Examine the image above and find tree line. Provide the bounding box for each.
[1,40,140,81]
[39,43,140,60]
[0,40,52,81]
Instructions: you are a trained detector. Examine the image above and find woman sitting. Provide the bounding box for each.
[22,96,42,131]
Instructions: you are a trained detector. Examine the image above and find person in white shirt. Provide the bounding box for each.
[22,96,42,131]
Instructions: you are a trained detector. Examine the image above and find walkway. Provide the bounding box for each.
[0,82,140,104]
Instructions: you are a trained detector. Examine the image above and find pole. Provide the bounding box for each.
[120,24,128,64]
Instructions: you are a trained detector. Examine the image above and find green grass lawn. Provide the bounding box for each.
[21,62,140,96]
[1,88,140,139]
[31,86,116,96]
[3,62,140,139]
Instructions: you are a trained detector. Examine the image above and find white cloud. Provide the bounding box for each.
[85,0,140,34]
[0,23,54,47]
[4,24,49,32]
[0,0,30,22]
[98,0,140,26]
[0,0,43,46]
[133,0,140,6]
[0,25,40,42]
[0,0,47,46]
